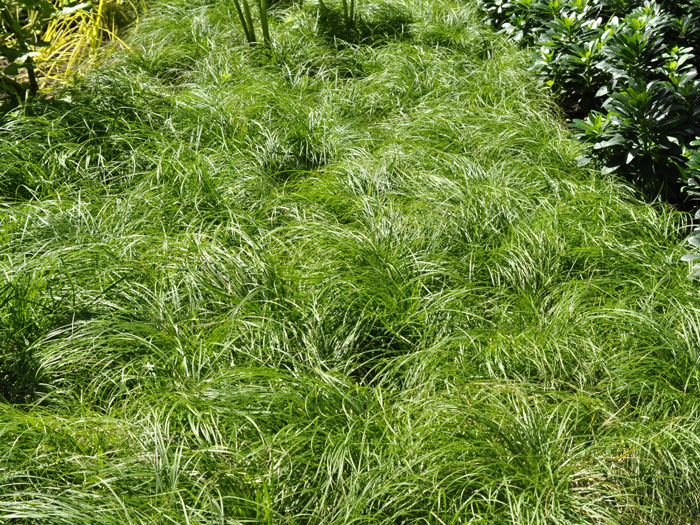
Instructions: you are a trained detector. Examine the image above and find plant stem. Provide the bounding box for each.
[241,0,257,44]
[26,58,38,96]
[232,0,254,43]
[259,0,270,46]
[0,73,26,98]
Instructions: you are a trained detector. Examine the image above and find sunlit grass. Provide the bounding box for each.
[1,0,700,522]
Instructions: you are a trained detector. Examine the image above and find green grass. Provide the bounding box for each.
[2,0,700,522]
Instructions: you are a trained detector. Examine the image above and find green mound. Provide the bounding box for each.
[2,0,700,522]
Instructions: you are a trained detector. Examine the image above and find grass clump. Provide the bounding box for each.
[2,0,700,522]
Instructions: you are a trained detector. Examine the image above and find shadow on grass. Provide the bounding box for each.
[317,1,413,46]
[0,76,174,201]
[0,278,48,405]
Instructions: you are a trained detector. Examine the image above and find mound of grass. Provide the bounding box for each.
[2,0,700,522]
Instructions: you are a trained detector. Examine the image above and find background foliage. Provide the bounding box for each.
[1,0,56,97]
[0,0,141,102]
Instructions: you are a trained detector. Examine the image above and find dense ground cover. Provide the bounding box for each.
[2,0,700,522]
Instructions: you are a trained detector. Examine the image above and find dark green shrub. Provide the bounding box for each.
[533,7,609,114]
[574,73,699,200]
[682,139,700,271]
[572,6,700,199]
[478,0,700,203]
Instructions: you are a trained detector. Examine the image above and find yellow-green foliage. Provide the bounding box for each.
[0,0,143,97]
[37,0,144,84]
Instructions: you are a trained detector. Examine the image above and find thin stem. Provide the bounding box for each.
[258,0,270,46]
[26,58,38,96]
[0,73,26,98]
[241,0,257,44]
[232,0,254,43]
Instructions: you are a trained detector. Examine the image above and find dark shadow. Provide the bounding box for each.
[0,341,40,405]
[317,1,413,46]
